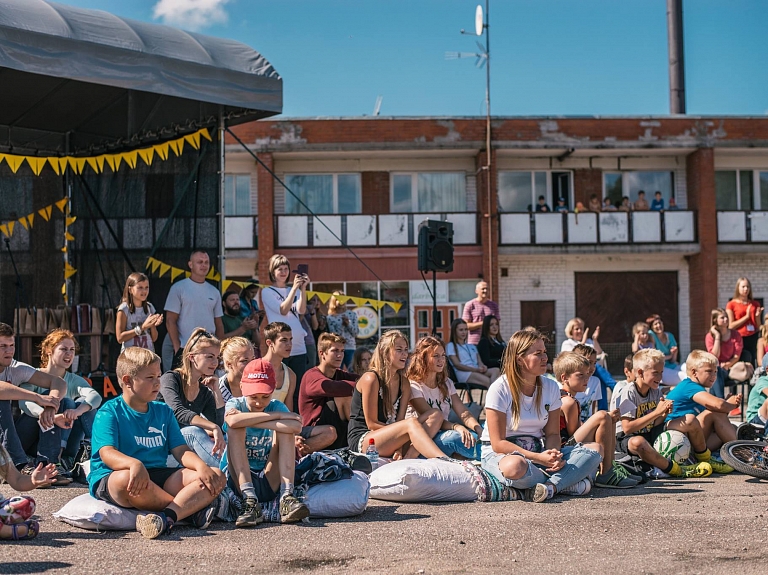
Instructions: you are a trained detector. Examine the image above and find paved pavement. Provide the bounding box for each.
[1,473,767,575]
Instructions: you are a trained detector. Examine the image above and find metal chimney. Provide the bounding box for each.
[667,0,686,114]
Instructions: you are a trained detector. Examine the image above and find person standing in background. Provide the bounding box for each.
[462,281,500,346]
[726,277,763,366]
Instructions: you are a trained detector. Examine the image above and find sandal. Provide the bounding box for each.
[4,520,39,541]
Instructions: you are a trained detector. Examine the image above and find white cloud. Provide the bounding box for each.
[152,0,231,31]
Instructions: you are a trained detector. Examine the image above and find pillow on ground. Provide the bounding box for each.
[54,493,140,531]
[369,458,478,503]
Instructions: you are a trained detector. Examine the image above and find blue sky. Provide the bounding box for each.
[59,0,768,117]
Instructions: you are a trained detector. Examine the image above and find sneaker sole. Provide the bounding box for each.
[280,505,310,523]
[136,514,165,539]
[235,514,264,528]
[523,483,549,503]
[193,507,216,530]
[594,481,637,489]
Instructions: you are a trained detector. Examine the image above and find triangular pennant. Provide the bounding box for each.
[64,231,75,241]
[170,267,185,281]
[64,267,77,279]
[25,157,46,176]
[47,157,62,176]
[0,224,7,237]
[315,292,332,304]
[61,246,67,253]
[150,258,161,273]
[104,155,116,172]
[185,271,191,278]
[6,222,14,237]
[66,216,77,226]
[87,155,106,173]
[123,151,138,169]
[64,262,75,272]
[200,128,213,142]
[370,301,384,311]
[237,282,250,289]
[305,291,316,300]
[159,263,171,278]
[145,257,154,270]
[169,138,184,157]
[155,143,169,161]
[137,147,155,166]
[38,206,52,221]
[61,283,66,295]
[68,157,86,174]
[183,132,201,150]
[206,267,216,280]
[5,155,24,174]
[222,280,233,292]
[112,154,124,171]
[55,198,69,212]
[26,213,34,228]
[386,302,403,313]
[18,216,28,231]
[0,154,5,167]
[212,272,221,282]
[353,297,369,307]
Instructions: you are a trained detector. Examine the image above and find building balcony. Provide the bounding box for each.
[499,210,697,246]
[224,216,258,249]
[274,213,478,248]
[717,211,768,243]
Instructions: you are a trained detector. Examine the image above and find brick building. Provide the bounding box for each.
[221,116,768,367]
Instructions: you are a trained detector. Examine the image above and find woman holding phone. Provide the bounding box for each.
[261,254,310,406]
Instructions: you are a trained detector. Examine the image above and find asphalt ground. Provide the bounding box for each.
[1,471,767,575]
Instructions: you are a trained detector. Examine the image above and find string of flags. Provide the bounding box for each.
[145,257,403,313]
[0,197,69,239]
[0,128,212,177]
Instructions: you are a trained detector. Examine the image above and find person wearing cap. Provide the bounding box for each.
[554,197,568,213]
[222,358,310,527]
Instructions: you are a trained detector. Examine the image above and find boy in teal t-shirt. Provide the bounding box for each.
[665,350,740,474]
[90,347,225,539]
[223,358,309,528]
[746,376,768,431]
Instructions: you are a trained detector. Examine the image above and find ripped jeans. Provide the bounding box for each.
[481,444,601,493]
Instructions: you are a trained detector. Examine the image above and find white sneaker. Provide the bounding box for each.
[559,478,592,496]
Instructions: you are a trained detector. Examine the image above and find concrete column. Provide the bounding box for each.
[256,152,274,283]
[476,150,498,300]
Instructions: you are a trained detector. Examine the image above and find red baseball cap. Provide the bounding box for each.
[240,358,277,396]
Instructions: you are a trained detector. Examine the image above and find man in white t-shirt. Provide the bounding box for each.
[163,251,224,369]
[0,323,68,477]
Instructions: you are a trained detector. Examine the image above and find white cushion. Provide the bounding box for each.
[54,493,140,531]
[369,459,478,503]
[304,471,370,518]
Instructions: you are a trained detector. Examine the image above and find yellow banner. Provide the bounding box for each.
[0,128,211,177]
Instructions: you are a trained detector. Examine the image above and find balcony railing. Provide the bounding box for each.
[499,210,697,246]
[717,211,768,243]
[274,212,478,248]
[224,216,258,249]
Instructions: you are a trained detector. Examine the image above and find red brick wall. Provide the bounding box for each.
[476,150,498,300]
[573,168,602,209]
[686,148,717,341]
[256,153,274,282]
[361,172,390,214]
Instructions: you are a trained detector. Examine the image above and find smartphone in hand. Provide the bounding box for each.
[294,264,309,276]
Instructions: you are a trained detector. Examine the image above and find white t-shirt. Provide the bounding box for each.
[480,375,562,458]
[560,338,596,353]
[260,286,307,356]
[0,360,37,387]
[611,380,630,411]
[556,374,602,422]
[164,278,223,346]
[406,378,458,420]
[446,342,480,369]
[117,301,156,352]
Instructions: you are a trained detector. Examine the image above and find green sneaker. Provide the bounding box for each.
[708,459,734,474]
[675,462,713,478]
[279,493,309,523]
[594,465,638,489]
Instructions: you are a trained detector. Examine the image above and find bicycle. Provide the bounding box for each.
[720,422,768,479]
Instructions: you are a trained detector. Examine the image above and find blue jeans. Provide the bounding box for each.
[594,364,616,412]
[0,400,28,467]
[433,430,481,460]
[342,349,355,371]
[711,366,731,399]
[181,426,222,467]
[58,398,97,458]
[482,444,602,493]
[15,401,70,464]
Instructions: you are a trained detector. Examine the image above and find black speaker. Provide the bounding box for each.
[418,219,454,273]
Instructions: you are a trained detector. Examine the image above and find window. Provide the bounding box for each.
[224,174,251,216]
[390,173,466,213]
[284,174,361,214]
[497,171,571,212]
[603,171,674,208]
[715,170,764,210]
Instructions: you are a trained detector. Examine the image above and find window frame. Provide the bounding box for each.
[389,171,467,213]
[496,170,574,213]
[223,173,252,216]
[601,170,676,206]
[284,173,362,215]
[714,169,764,211]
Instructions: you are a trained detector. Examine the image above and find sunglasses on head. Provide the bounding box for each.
[187,330,213,353]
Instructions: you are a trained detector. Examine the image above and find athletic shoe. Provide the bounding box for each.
[615,461,646,483]
[736,422,765,441]
[190,504,216,529]
[671,462,713,479]
[559,478,592,496]
[59,455,76,473]
[334,448,373,474]
[520,483,549,503]
[136,512,172,539]
[279,493,310,523]
[235,497,263,528]
[729,406,742,417]
[50,464,73,486]
[594,465,638,489]
[707,459,734,474]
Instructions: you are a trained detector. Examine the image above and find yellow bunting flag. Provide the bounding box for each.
[170,267,185,282]
[145,257,155,270]
[212,272,221,282]
[0,225,7,237]
[155,143,169,161]
[185,271,191,278]
[6,221,14,237]
[104,154,123,172]
[67,157,86,174]
[5,155,24,173]
[55,199,69,213]
[183,132,201,150]
[25,213,34,228]
[222,280,233,292]
[169,138,184,157]
[200,128,212,142]
[123,151,138,169]
[315,292,332,304]
[66,216,77,226]
[137,147,155,167]
[64,267,77,279]
[64,231,75,241]
[151,258,161,273]
[38,206,52,221]
[61,246,67,253]
[86,155,106,174]
[159,263,171,278]
[387,302,403,313]
[26,157,46,176]
[47,158,61,176]
[206,267,217,280]
[18,216,29,231]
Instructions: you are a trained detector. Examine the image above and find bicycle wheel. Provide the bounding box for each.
[720,440,768,479]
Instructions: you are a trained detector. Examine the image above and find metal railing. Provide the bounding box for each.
[717,211,768,243]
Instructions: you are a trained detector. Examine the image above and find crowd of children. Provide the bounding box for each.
[1,267,766,542]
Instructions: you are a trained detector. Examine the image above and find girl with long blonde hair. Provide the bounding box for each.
[406,337,482,459]
[218,337,256,402]
[157,328,225,466]
[347,330,444,459]
[480,328,602,502]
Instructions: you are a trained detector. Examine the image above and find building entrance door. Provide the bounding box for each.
[413,304,461,342]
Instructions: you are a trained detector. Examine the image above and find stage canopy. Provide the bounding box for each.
[0,0,282,156]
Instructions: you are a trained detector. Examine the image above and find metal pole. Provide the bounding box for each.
[666,0,686,114]
[218,111,226,288]
[484,0,494,297]
[432,270,438,338]
[64,132,72,303]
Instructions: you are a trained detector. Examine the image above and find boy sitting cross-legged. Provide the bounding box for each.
[614,349,712,479]
[555,352,640,489]
[88,347,226,539]
[223,358,309,527]
[664,350,737,474]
